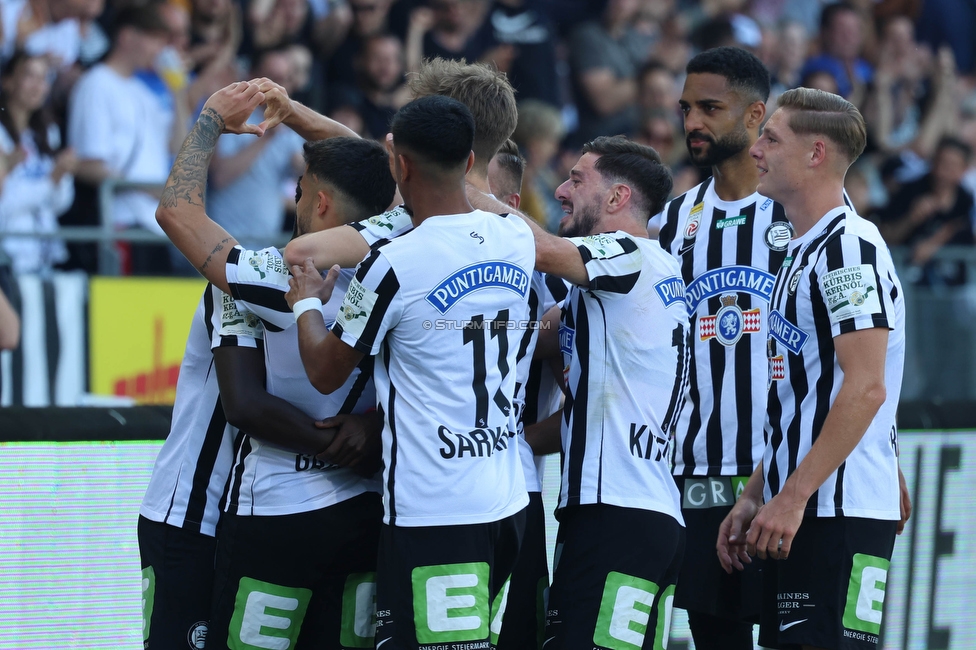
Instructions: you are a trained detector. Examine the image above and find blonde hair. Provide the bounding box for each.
[408,58,518,170]
[776,87,866,164]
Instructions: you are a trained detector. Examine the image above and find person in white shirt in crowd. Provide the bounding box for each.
[0,51,76,275]
[66,5,175,275]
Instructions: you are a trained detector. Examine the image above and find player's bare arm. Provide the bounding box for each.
[746,327,889,562]
[533,304,561,360]
[466,184,590,287]
[285,258,366,394]
[717,461,763,573]
[524,410,562,456]
[214,345,338,456]
[156,82,266,294]
[283,225,373,269]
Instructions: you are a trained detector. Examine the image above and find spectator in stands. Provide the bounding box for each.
[916,0,976,75]
[800,2,872,104]
[877,137,975,286]
[66,5,175,275]
[207,48,305,249]
[0,52,75,275]
[487,138,524,210]
[325,0,400,95]
[330,33,411,140]
[0,0,104,67]
[568,0,655,143]
[637,60,681,126]
[511,98,564,230]
[188,0,241,80]
[766,21,809,103]
[419,0,505,66]
[487,0,561,107]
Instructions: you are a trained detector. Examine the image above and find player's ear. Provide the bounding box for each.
[746,100,766,130]
[315,189,330,218]
[465,150,475,175]
[809,138,827,168]
[607,183,632,212]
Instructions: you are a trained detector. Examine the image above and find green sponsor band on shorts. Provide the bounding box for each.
[593,571,672,650]
[228,577,312,650]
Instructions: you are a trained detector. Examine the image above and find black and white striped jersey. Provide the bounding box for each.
[139,283,263,536]
[557,232,687,524]
[333,209,534,527]
[224,245,380,516]
[348,205,414,247]
[764,206,903,519]
[514,272,567,493]
[652,179,793,477]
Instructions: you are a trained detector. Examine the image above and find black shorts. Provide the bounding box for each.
[759,516,897,650]
[208,492,382,650]
[673,476,762,622]
[138,516,217,649]
[374,507,526,650]
[545,505,684,650]
[497,492,549,650]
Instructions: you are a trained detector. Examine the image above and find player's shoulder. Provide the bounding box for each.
[659,180,708,218]
[825,209,888,254]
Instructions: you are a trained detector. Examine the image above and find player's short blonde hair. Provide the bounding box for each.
[777,87,866,164]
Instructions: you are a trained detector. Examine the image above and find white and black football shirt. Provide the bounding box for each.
[652,179,794,477]
[224,245,379,516]
[333,209,534,527]
[139,284,263,536]
[764,206,903,520]
[557,232,688,524]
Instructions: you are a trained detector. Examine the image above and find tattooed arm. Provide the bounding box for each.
[156,82,266,294]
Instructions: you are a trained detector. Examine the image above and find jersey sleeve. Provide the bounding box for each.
[224,245,294,331]
[331,248,404,355]
[347,205,415,248]
[207,284,264,350]
[815,233,895,337]
[569,233,643,296]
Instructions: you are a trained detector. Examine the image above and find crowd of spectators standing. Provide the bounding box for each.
[0,0,974,281]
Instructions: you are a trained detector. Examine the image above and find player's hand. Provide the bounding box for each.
[745,491,804,561]
[286,258,339,308]
[717,495,759,573]
[897,466,912,535]
[252,77,293,133]
[202,81,266,136]
[315,411,384,477]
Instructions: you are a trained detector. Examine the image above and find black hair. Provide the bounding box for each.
[936,136,973,163]
[0,51,56,156]
[686,46,771,103]
[111,5,168,41]
[491,138,524,196]
[819,2,858,34]
[390,95,475,170]
[581,136,672,222]
[303,137,396,219]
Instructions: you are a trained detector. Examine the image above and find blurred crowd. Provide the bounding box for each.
[0,0,974,280]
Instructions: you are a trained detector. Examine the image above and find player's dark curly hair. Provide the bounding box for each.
[303,137,396,219]
[582,136,672,223]
[686,46,771,104]
[390,95,475,170]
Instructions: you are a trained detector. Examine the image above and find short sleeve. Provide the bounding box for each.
[208,284,264,350]
[332,248,404,356]
[224,245,294,331]
[348,206,415,248]
[816,234,894,337]
[570,233,642,295]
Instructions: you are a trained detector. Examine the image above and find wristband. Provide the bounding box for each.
[293,297,323,322]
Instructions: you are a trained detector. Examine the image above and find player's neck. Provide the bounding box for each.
[466,169,491,195]
[407,180,475,226]
[710,148,760,202]
[780,183,847,238]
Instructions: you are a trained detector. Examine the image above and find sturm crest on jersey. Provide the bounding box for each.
[764,221,795,251]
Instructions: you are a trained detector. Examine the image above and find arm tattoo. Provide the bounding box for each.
[199,237,233,272]
[159,108,225,210]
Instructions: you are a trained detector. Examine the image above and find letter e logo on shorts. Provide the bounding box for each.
[593,572,662,650]
[141,566,155,642]
[412,562,490,644]
[842,554,889,635]
[228,577,312,650]
[341,572,377,648]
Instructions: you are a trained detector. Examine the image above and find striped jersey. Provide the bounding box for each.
[557,232,688,524]
[652,179,793,477]
[224,245,379,516]
[333,209,534,527]
[514,272,566,493]
[764,206,903,519]
[139,283,264,536]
